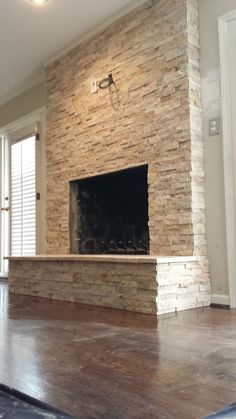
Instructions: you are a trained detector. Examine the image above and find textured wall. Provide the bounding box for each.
[8,258,158,314]
[157,256,210,314]
[8,255,210,314]
[46,0,207,258]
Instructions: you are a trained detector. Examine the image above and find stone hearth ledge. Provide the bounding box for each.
[6,255,198,264]
[7,255,210,315]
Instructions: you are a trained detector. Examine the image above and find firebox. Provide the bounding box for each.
[69,165,149,255]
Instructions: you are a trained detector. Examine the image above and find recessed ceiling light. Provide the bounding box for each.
[31,0,48,5]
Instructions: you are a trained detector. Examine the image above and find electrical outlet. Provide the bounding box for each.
[91,79,98,94]
[209,117,220,136]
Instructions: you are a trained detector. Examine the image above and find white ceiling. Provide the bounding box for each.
[0,0,144,105]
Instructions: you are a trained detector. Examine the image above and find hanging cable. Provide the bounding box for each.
[98,74,114,89]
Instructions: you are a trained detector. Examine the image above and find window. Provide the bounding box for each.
[10,135,36,256]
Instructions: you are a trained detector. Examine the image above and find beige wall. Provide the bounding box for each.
[199,0,236,298]
[0,82,46,128]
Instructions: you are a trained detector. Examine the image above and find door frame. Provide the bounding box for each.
[0,107,46,269]
[218,10,236,307]
[0,136,9,277]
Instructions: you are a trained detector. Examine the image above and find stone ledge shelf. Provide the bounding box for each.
[7,255,199,264]
[7,255,211,315]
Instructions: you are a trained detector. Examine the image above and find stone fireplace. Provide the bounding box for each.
[69,165,149,255]
[7,0,211,316]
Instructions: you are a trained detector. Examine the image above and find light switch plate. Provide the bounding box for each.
[91,79,98,94]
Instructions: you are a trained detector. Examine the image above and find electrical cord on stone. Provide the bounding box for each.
[98,73,120,111]
[109,81,120,111]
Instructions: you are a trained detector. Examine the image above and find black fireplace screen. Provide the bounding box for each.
[69,165,149,255]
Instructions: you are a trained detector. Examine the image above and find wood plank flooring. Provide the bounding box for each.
[0,281,235,418]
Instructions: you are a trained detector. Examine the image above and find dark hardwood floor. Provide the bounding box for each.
[0,281,235,418]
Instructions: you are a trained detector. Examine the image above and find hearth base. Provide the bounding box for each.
[7,255,210,315]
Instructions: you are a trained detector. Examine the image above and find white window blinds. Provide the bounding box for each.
[10,135,36,256]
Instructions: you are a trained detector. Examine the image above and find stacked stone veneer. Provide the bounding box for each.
[156,257,210,313]
[8,256,210,315]
[46,0,207,259]
[9,258,157,314]
[17,0,211,314]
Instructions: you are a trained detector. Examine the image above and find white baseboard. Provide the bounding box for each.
[211,294,230,305]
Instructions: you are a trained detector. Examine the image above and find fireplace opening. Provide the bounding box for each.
[69,165,149,255]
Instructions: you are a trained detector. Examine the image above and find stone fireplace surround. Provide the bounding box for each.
[8,0,211,315]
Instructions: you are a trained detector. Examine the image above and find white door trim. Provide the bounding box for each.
[218,10,236,307]
[0,136,9,277]
[0,107,47,258]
